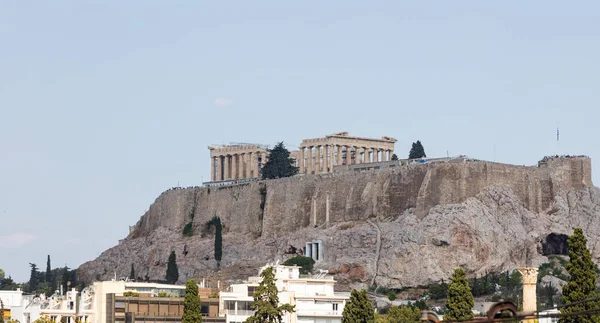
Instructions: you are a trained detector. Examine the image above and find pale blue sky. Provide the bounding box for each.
[1,1,599,282]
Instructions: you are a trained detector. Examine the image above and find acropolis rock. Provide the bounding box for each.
[78,156,600,289]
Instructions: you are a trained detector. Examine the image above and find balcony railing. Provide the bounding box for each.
[223,310,255,316]
[296,309,342,317]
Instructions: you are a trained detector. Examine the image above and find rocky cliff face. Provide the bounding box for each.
[78,157,599,289]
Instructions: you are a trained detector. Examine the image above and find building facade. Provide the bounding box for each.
[296,132,396,175]
[208,144,268,182]
[219,264,349,323]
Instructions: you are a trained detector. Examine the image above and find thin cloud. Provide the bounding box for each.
[215,98,233,106]
[0,233,36,249]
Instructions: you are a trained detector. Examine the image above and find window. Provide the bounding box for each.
[332,303,339,311]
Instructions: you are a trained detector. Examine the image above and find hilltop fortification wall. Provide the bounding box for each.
[129,157,592,240]
[80,156,598,287]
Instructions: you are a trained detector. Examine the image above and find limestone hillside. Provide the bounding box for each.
[77,157,600,290]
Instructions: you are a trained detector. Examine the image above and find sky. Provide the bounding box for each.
[1,1,599,283]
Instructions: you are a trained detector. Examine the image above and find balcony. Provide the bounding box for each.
[296,309,342,317]
[223,310,255,316]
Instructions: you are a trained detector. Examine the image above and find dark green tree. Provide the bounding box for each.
[427,280,448,300]
[560,228,600,323]
[386,305,420,323]
[208,216,222,269]
[182,279,202,323]
[0,276,18,291]
[129,264,135,280]
[541,283,557,308]
[246,266,295,323]
[408,141,426,159]
[282,256,315,275]
[28,263,39,293]
[45,255,52,283]
[391,153,399,161]
[165,251,179,284]
[445,268,474,321]
[341,289,374,323]
[261,142,298,180]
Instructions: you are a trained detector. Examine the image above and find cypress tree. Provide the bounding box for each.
[391,153,399,161]
[28,263,39,293]
[408,141,426,159]
[246,267,295,323]
[182,279,202,323]
[165,251,179,284]
[341,289,374,323]
[261,142,298,179]
[45,255,52,283]
[129,264,135,280]
[445,268,474,321]
[560,228,600,323]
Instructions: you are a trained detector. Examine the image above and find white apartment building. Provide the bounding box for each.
[219,264,350,323]
[0,288,79,323]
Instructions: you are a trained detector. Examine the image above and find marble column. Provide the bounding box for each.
[217,156,223,181]
[307,146,313,174]
[518,268,539,319]
[223,155,230,180]
[368,149,373,164]
[299,147,305,174]
[337,145,343,166]
[232,154,238,179]
[314,146,320,173]
[210,157,215,181]
[345,146,351,165]
[238,153,244,179]
[328,145,334,172]
[245,153,251,178]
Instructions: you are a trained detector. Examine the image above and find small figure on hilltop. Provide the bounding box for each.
[409,140,426,159]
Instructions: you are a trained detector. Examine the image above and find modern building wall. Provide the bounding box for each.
[219,265,349,323]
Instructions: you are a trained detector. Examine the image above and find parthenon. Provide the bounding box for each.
[207,132,396,182]
[297,132,396,175]
[208,144,268,182]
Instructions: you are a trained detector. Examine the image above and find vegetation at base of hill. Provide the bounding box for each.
[207,216,223,269]
[426,269,522,303]
[342,289,374,323]
[408,140,426,159]
[385,305,421,322]
[246,266,295,323]
[282,256,315,275]
[445,268,474,321]
[560,228,600,323]
[182,279,202,323]
[20,257,83,296]
[261,142,298,180]
[165,251,179,284]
